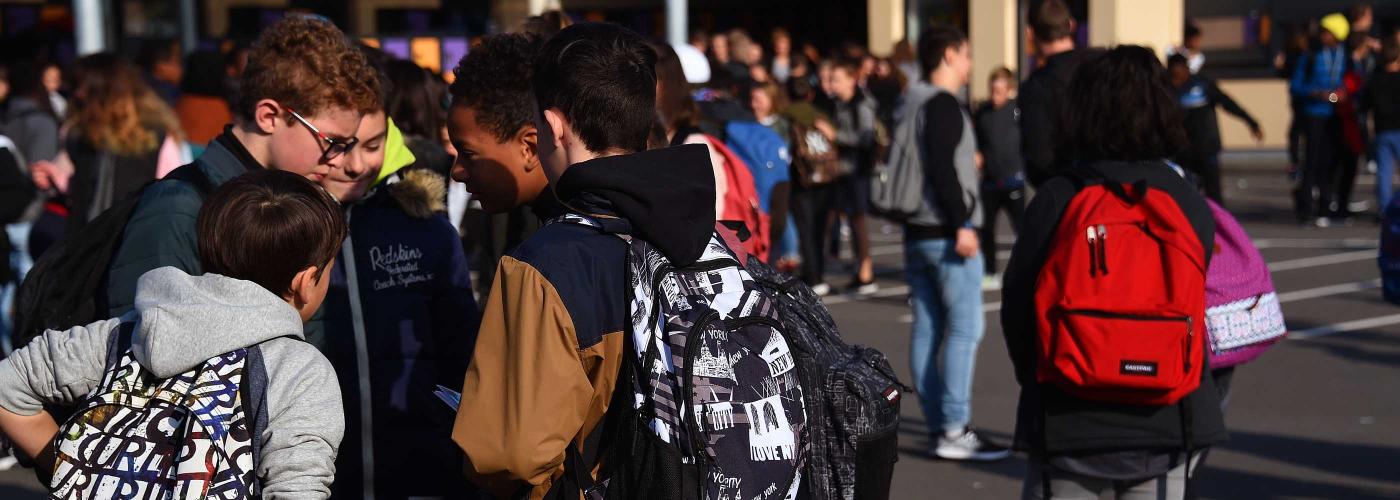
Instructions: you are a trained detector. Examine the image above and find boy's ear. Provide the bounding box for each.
[517,125,539,172]
[253,98,282,135]
[543,107,569,150]
[287,266,320,307]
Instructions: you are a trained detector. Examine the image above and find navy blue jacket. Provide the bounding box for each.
[322,168,481,499]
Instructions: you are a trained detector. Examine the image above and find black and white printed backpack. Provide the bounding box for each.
[48,322,259,499]
[558,213,806,500]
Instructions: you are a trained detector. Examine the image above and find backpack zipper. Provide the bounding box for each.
[1097,224,1109,275]
[1086,226,1098,277]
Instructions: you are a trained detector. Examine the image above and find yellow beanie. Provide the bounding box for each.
[1321,13,1350,42]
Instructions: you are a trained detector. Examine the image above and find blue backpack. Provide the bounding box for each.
[724,121,791,212]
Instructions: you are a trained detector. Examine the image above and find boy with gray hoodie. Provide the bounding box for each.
[0,169,346,498]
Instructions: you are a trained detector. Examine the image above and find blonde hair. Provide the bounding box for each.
[72,53,182,157]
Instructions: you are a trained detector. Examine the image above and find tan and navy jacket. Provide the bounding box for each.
[452,144,717,499]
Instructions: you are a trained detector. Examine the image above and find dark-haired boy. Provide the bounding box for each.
[105,16,381,348]
[0,169,346,497]
[905,24,1008,462]
[1168,53,1263,205]
[445,33,561,297]
[1020,0,1096,186]
[451,23,717,498]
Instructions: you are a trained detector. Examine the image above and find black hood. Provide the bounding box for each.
[555,144,716,266]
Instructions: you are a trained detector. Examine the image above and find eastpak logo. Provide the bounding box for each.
[1119,360,1159,376]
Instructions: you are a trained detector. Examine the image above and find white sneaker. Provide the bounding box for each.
[811,283,832,297]
[981,274,1002,291]
[932,427,1011,462]
[0,455,17,471]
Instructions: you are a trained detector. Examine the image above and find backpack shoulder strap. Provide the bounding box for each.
[160,163,214,198]
[105,320,137,369]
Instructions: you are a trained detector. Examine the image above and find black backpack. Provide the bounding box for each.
[745,256,906,500]
[12,164,211,347]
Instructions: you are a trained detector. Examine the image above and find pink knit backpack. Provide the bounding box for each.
[1205,199,1286,368]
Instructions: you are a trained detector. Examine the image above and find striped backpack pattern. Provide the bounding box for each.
[50,324,258,499]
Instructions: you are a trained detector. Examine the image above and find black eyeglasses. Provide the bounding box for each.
[286,106,358,162]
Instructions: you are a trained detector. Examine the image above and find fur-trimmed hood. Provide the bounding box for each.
[386,168,448,219]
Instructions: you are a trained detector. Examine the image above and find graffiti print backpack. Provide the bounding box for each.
[1204,199,1285,368]
[1032,176,1208,406]
[558,214,805,500]
[49,322,258,499]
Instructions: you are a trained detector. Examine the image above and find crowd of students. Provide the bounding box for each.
[0,0,1338,498]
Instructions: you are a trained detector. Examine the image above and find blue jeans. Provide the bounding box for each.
[2,222,34,354]
[1376,131,1400,211]
[905,237,985,435]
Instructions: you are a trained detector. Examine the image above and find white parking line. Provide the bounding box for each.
[1266,250,1376,272]
[1292,313,1400,339]
[1254,238,1378,249]
[1275,279,1380,303]
[884,279,1383,324]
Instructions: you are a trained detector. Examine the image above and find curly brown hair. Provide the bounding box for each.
[237,15,380,122]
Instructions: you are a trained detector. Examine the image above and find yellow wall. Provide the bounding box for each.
[868,0,904,57]
[1088,0,1183,57]
[1216,79,1290,151]
[969,0,1018,102]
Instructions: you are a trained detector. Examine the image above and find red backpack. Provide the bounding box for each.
[705,135,772,261]
[1033,179,1207,406]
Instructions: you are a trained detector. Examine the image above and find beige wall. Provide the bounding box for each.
[969,0,1018,102]
[1216,79,1290,151]
[868,0,905,57]
[1088,0,1183,57]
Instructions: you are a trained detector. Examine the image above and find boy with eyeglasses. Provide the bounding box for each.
[105,15,380,348]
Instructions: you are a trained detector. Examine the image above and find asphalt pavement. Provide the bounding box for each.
[3,152,1398,499]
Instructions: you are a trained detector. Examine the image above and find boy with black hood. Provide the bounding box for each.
[450,23,716,498]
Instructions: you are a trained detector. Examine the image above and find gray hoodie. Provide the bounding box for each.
[0,267,344,499]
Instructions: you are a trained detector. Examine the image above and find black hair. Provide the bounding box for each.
[4,60,56,117]
[449,33,543,142]
[1185,24,1202,40]
[355,43,392,112]
[917,24,968,79]
[1029,0,1075,43]
[1166,53,1190,69]
[137,38,180,73]
[651,41,698,133]
[1066,45,1185,162]
[385,59,446,139]
[532,22,657,154]
[197,169,346,296]
[181,49,228,96]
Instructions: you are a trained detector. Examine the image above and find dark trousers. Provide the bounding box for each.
[791,181,836,285]
[1296,115,1342,220]
[1186,152,1223,205]
[767,181,791,263]
[1333,146,1360,216]
[980,186,1025,275]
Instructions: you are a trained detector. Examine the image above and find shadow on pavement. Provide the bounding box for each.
[1283,321,1400,368]
[1213,430,1400,486]
[895,415,1400,498]
[1195,465,1398,500]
